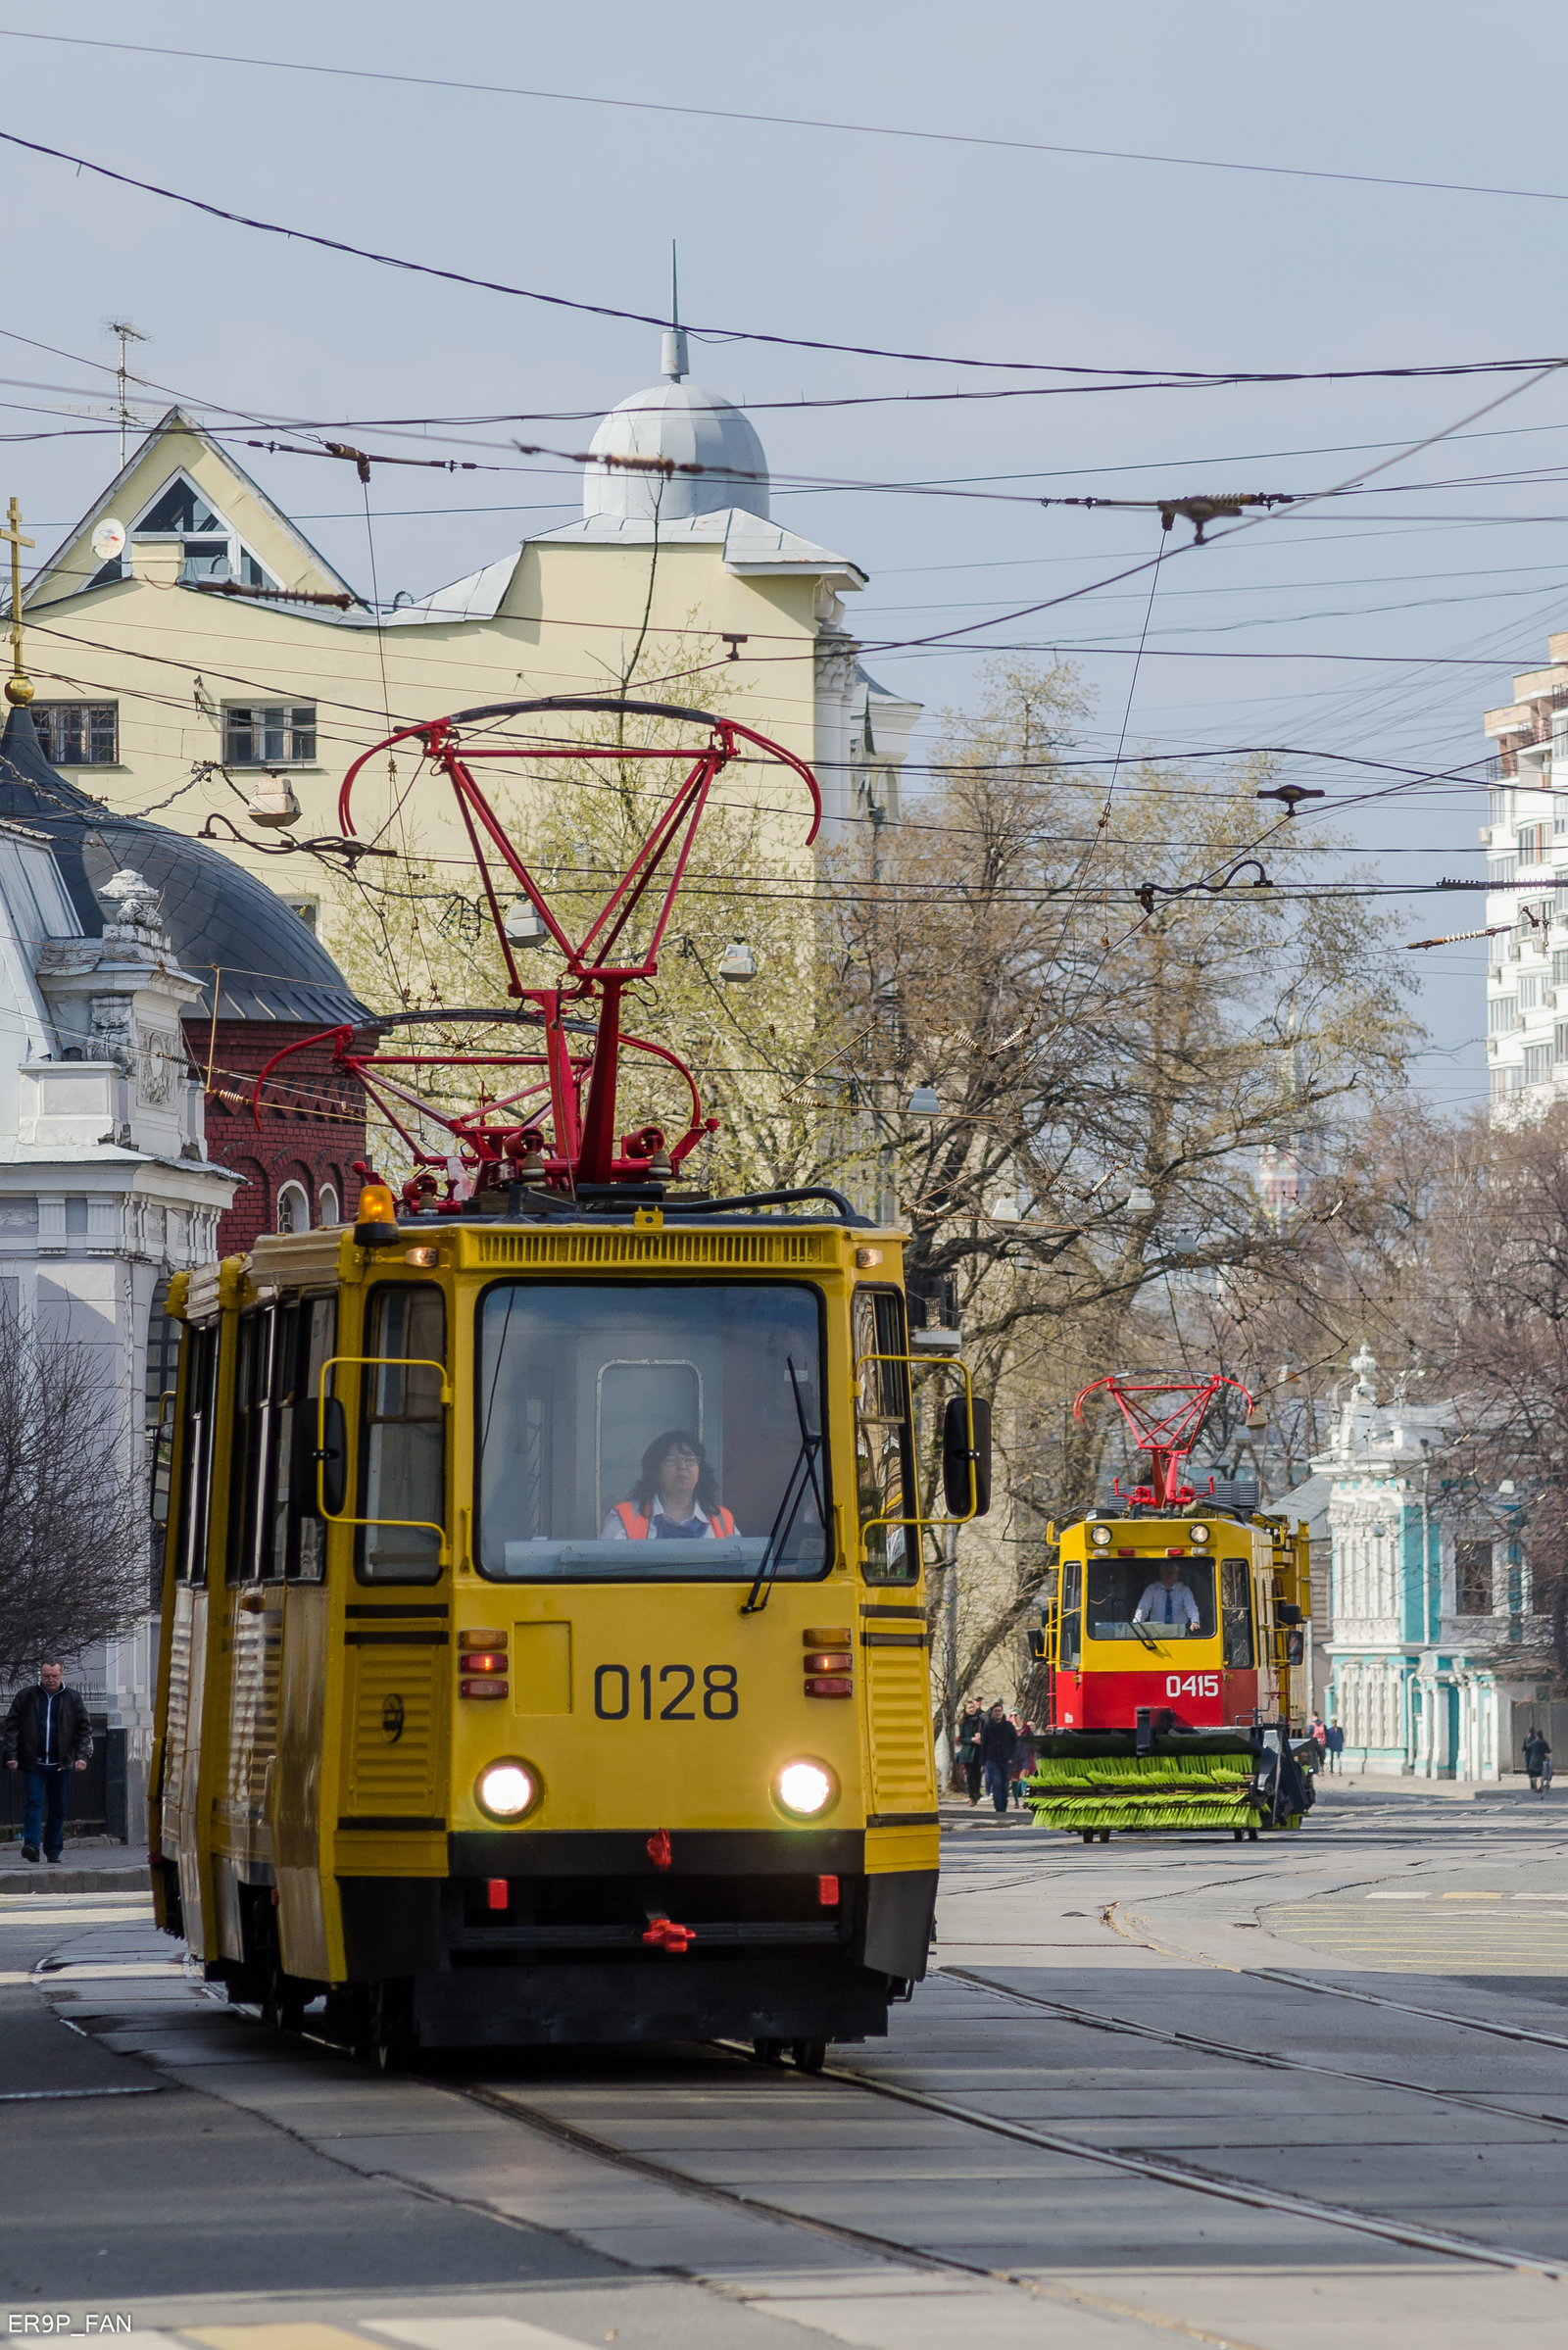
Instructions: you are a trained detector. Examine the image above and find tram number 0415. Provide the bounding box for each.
[1165,1673,1219,1698]
[594,1662,740,1721]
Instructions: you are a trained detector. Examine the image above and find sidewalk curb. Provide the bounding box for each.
[0,1866,151,1895]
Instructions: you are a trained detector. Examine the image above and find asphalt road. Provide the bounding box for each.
[5,1777,1568,2350]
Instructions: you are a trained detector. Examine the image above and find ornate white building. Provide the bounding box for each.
[0,698,366,1845]
[1318,1348,1547,1777]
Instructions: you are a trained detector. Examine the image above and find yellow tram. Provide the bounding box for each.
[148,700,986,2063]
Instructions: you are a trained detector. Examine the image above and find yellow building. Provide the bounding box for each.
[22,331,918,959]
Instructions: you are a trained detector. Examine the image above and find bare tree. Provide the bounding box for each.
[0,1305,150,1685]
[821,661,1416,1705]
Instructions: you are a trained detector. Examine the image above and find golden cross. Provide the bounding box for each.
[0,495,33,705]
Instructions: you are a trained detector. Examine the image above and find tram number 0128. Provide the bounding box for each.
[1165,1673,1219,1698]
[594,1662,740,1721]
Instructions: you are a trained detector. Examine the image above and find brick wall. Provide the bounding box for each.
[189,1019,368,1256]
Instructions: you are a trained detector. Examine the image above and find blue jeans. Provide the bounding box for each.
[21,1766,69,1858]
[983,1758,1010,1813]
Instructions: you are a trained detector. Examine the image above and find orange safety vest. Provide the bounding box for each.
[612,1501,735,1541]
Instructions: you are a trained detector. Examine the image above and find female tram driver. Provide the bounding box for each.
[602,1430,738,1541]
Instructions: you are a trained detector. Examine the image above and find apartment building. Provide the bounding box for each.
[1483,637,1568,1105]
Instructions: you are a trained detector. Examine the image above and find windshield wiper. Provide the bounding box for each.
[741,1355,824,1615]
[1129,1617,1161,1652]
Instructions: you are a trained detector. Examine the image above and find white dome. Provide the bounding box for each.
[584,367,769,525]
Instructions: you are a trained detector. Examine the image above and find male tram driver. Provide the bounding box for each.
[1132,1558,1201,1634]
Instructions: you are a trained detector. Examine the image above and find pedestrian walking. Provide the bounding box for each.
[1325,1721,1345,1775]
[1010,1718,1036,1808]
[3,1661,92,1864]
[956,1699,984,1805]
[1524,1729,1552,1794]
[979,1702,1018,1816]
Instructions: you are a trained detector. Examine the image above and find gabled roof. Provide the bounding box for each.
[26,409,362,612]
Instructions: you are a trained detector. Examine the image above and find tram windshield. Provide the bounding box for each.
[1086,1556,1217,1641]
[475,1281,828,1581]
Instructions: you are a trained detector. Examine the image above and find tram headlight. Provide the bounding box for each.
[773,1759,838,1819]
[1188,1524,1212,1545]
[476,1759,539,1820]
[1091,1524,1112,1546]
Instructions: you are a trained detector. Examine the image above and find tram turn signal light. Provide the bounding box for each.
[805,1677,854,1698]
[804,1651,852,1672]
[460,1651,507,1673]
[461,1678,509,1699]
[804,1628,852,1646]
[461,1630,507,1647]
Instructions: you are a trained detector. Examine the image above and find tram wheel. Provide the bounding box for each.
[262,1967,305,2034]
[792,2037,827,2074]
[754,2037,786,2066]
[369,1981,416,2072]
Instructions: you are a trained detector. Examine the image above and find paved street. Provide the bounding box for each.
[6,1781,1568,2350]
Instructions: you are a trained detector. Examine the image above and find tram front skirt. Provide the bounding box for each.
[1026,1730,1312,1836]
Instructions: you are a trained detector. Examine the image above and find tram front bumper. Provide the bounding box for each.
[332,1826,936,2042]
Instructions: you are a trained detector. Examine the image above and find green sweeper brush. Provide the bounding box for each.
[1027,1732,1308,1838]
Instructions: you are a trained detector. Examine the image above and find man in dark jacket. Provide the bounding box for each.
[1524,1729,1552,1794]
[4,1662,92,1863]
[978,1702,1018,1815]
[956,1700,984,1805]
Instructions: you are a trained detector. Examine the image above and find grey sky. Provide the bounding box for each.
[5,0,1565,1107]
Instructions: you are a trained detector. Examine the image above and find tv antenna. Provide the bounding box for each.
[105,319,149,469]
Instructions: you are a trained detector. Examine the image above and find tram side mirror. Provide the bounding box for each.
[943,1393,992,1517]
[316,1395,348,1517]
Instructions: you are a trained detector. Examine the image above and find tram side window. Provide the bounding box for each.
[294,1297,336,1580]
[227,1309,276,1583]
[174,1324,218,1586]
[359,1286,446,1583]
[1220,1558,1255,1667]
[267,1296,336,1581]
[1059,1559,1082,1668]
[854,1287,916,1585]
[227,1298,340,1584]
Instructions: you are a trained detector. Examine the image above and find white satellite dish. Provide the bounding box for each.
[91,517,126,562]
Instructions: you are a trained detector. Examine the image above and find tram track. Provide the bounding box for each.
[435,2032,1568,2287]
[938,1963,1568,2135]
[32,1907,1568,2309]
[1104,1895,1568,2054]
